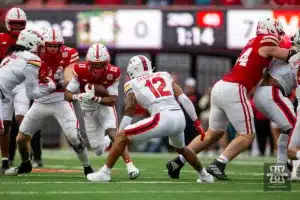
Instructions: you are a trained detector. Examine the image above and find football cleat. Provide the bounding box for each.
[128,168,140,180]
[5,161,32,176]
[206,159,230,180]
[84,165,94,176]
[31,159,43,168]
[166,157,184,179]
[87,168,111,182]
[291,161,300,181]
[0,160,9,174]
[197,173,214,183]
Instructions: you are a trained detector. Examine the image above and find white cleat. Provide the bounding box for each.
[87,169,111,182]
[5,167,20,176]
[291,162,300,181]
[197,173,214,183]
[128,167,140,180]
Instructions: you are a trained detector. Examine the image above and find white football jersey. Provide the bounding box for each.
[269,59,298,96]
[0,51,41,97]
[124,72,181,115]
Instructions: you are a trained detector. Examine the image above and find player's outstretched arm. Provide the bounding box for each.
[119,93,137,130]
[173,82,205,140]
[23,64,56,99]
[259,46,297,62]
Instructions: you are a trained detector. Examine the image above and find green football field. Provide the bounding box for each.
[0,150,299,200]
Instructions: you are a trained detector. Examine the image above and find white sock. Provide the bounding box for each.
[199,168,208,176]
[126,161,136,173]
[104,136,111,150]
[102,165,111,174]
[217,154,229,164]
[277,134,289,163]
[76,148,90,167]
[179,154,186,163]
[2,157,8,161]
[296,151,300,160]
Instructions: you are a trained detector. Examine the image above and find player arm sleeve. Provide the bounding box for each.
[23,64,50,100]
[119,116,133,130]
[178,93,198,121]
[107,80,119,96]
[66,77,80,93]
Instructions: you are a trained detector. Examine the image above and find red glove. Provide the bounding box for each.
[194,119,205,141]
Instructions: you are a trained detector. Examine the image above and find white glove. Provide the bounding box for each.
[73,92,94,102]
[54,67,64,81]
[46,77,56,92]
[84,84,95,95]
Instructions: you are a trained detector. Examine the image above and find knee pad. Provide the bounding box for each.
[92,146,105,156]
[66,131,86,153]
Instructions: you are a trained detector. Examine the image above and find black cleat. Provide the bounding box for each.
[206,159,230,180]
[166,157,184,179]
[287,161,293,173]
[84,166,94,176]
[0,160,9,174]
[5,160,32,176]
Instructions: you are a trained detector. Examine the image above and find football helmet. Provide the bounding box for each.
[41,27,64,60]
[256,18,284,38]
[16,29,44,54]
[127,55,153,79]
[86,43,110,68]
[5,7,27,36]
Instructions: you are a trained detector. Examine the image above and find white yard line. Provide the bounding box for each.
[0,190,299,195]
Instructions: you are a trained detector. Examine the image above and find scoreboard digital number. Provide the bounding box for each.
[162,11,226,50]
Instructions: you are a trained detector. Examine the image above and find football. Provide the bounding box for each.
[86,83,108,97]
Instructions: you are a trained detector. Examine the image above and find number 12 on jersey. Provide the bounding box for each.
[145,77,171,98]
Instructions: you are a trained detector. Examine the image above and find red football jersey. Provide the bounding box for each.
[73,62,121,92]
[0,33,17,60]
[39,45,79,81]
[223,34,280,93]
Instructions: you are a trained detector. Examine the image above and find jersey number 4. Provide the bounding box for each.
[145,77,171,98]
[236,48,253,67]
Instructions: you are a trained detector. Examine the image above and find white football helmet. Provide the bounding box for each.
[16,29,45,53]
[292,29,300,49]
[5,7,27,34]
[42,27,64,45]
[86,43,110,64]
[256,18,284,38]
[127,55,153,79]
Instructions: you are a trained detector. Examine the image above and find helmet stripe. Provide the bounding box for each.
[138,56,148,71]
[96,44,99,59]
[52,28,56,41]
[16,8,20,19]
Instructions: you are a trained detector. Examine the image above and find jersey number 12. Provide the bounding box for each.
[145,77,171,98]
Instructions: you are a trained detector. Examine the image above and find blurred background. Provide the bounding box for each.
[1,0,298,158]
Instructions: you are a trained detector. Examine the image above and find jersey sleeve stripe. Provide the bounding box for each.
[261,38,279,46]
[71,52,79,58]
[27,60,42,68]
[72,70,79,80]
[69,56,79,64]
[263,35,279,43]
[124,83,132,95]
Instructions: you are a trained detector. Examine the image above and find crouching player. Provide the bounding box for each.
[65,43,139,179]
[5,28,93,176]
[86,55,213,183]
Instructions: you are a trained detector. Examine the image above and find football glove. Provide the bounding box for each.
[193,119,205,141]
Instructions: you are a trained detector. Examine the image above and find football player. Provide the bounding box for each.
[0,7,29,173]
[166,18,300,180]
[86,55,211,183]
[5,28,93,176]
[65,44,139,179]
[0,28,55,175]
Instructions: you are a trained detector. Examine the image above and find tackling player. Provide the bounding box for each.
[65,43,140,179]
[0,28,55,175]
[166,18,300,180]
[0,7,29,173]
[86,55,212,183]
[5,28,93,176]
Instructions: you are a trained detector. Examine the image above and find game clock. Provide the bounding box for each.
[162,11,226,50]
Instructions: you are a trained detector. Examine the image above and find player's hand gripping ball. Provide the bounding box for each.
[85,83,107,97]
